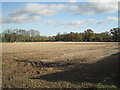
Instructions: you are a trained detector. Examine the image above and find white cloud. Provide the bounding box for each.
[3,14,28,24]
[45,17,117,28]
[32,16,41,21]
[64,19,95,28]
[67,2,118,15]
[3,3,65,24]
[87,0,119,2]
[107,16,118,21]
[3,14,41,24]
[24,3,65,17]
[97,16,118,24]
[69,0,78,3]
[46,20,65,27]
[46,20,54,24]
[0,15,2,24]
[2,2,118,24]
[88,2,118,13]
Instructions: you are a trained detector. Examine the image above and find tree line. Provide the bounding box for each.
[0,28,120,42]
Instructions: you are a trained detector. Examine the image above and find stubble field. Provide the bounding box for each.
[2,42,119,88]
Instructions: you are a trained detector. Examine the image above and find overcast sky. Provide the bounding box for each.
[2,1,118,36]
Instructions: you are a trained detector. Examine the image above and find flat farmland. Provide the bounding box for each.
[2,42,119,88]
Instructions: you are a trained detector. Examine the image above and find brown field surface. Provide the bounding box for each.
[2,42,119,88]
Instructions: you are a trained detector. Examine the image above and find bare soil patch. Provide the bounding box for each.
[2,42,119,88]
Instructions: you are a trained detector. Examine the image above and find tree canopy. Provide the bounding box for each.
[1,28,120,42]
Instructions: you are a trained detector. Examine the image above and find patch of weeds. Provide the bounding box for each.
[95,84,118,88]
